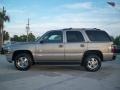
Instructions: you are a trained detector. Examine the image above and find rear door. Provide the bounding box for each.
[65,31,87,61]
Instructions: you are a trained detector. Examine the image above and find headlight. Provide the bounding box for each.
[3,46,12,54]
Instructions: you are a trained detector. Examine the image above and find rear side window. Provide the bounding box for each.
[86,30,111,42]
[66,31,84,42]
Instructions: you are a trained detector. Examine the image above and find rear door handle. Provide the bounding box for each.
[80,44,84,47]
[59,45,63,48]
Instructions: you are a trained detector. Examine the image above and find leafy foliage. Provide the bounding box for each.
[113,35,120,45]
[11,32,36,42]
[3,30,10,41]
[0,8,10,48]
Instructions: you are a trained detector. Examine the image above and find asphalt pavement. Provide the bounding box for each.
[0,55,120,90]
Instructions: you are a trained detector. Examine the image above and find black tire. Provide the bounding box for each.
[14,53,32,71]
[84,54,101,72]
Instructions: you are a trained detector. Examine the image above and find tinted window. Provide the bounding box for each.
[86,30,111,42]
[42,31,63,43]
[66,31,84,42]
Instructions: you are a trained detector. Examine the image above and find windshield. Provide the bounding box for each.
[35,31,49,42]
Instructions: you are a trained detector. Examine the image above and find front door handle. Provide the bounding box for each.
[59,45,63,48]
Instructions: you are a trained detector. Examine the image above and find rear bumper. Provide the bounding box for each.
[103,53,116,61]
[112,55,116,60]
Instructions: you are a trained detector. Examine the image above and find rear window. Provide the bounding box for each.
[66,31,84,42]
[86,30,111,42]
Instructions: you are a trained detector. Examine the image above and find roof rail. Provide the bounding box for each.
[62,28,72,30]
[61,28,101,31]
[93,28,101,30]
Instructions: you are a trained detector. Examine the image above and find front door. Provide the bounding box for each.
[36,31,64,61]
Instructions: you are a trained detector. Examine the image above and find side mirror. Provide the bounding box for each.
[40,40,44,44]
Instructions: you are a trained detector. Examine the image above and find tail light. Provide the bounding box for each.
[111,45,117,53]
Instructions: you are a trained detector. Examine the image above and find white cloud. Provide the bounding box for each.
[100,22,120,36]
[4,5,120,37]
[62,2,93,9]
[5,18,120,37]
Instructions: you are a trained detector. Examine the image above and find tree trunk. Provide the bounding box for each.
[0,26,3,49]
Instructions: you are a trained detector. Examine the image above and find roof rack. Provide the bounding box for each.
[92,28,101,30]
[62,28,72,30]
[61,28,101,31]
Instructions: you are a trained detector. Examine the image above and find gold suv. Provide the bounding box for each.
[4,28,116,71]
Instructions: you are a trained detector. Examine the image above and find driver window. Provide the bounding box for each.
[42,31,63,43]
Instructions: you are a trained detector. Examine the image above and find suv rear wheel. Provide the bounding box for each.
[14,53,32,71]
[84,54,101,72]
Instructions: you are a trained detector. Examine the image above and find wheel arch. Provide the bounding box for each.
[12,50,34,63]
[81,50,103,65]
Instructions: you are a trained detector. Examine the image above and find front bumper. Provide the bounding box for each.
[6,53,13,63]
[2,47,13,63]
[0,48,4,54]
[0,48,12,63]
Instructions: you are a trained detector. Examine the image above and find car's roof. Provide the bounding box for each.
[50,28,102,32]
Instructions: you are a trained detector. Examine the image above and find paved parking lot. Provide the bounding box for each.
[0,55,120,90]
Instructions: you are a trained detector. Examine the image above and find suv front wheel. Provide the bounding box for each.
[84,54,101,72]
[14,53,32,71]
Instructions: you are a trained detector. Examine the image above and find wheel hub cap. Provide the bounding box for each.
[17,57,29,68]
[88,58,98,69]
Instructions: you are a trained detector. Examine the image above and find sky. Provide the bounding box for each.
[0,0,120,37]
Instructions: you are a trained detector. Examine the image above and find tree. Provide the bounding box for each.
[11,32,36,42]
[11,35,19,41]
[28,33,36,42]
[20,35,27,42]
[3,30,10,41]
[0,7,10,48]
[114,35,120,45]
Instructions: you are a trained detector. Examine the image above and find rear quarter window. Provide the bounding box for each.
[86,30,111,42]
